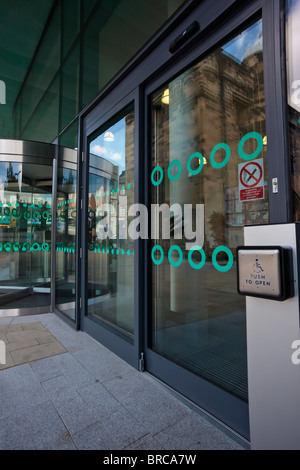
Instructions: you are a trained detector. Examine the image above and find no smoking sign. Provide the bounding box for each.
[238,158,264,202]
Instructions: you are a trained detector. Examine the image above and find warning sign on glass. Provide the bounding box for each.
[238,158,264,202]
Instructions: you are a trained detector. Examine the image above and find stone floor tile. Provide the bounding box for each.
[124,434,165,451]
[118,380,189,435]
[42,375,100,434]
[77,381,122,419]
[0,364,49,420]
[103,368,152,401]
[10,341,67,365]
[73,347,132,383]
[71,421,120,450]
[98,407,148,449]
[30,352,95,388]
[154,414,245,450]
[0,401,76,450]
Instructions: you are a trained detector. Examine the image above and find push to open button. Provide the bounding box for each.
[237,246,294,301]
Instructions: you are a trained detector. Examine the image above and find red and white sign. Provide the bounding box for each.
[238,158,264,202]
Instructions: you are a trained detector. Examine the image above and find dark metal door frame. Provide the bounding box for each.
[75,0,290,441]
[142,0,290,441]
[80,87,144,369]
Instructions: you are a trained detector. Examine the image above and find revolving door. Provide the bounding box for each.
[0,139,78,317]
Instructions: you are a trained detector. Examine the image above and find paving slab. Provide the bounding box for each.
[0,321,67,370]
[0,313,248,450]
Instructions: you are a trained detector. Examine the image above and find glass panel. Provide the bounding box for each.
[81,0,186,107]
[0,0,54,140]
[286,0,300,220]
[88,105,135,336]
[21,74,60,143]
[59,119,78,150]
[60,42,80,132]
[55,165,77,320]
[151,19,268,402]
[19,4,61,138]
[62,0,80,58]
[0,162,52,309]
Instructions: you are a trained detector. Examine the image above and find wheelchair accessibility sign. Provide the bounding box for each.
[239,158,264,202]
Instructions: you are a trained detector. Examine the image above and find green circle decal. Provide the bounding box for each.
[238,132,263,161]
[188,246,206,270]
[168,245,183,267]
[212,246,233,272]
[151,167,164,187]
[151,245,164,266]
[210,143,231,169]
[187,152,204,176]
[167,160,182,182]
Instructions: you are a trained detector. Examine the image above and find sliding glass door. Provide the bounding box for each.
[146,16,269,438]
[81,91,141,367]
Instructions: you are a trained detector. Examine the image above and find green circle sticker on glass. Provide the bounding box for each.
[151,167,164,187]
[32,242,41,251]
[168,245,183,267]
[238,132,263,161]
[167,160,182,182]
[42,243,50,251]
[212,246,233,272]
[188,246,206,270]
[151,245,164,266]
[187,152,204,176]
[210,143,231,169]
[12,208,20,219]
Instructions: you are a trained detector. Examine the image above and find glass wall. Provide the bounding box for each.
[55,159,77,320]
[0,160,52,310]
[151,19,268,402]
[87,105,135,337]
[286,0,300,220]
[9,0,186,146]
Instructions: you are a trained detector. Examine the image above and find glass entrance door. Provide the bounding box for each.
[146,17,269,438]
[81,96,139,367]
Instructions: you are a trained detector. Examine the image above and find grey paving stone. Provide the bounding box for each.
[124,434,165,451]
[77,382,122,419]
[99,406,148,449]
[42,375,100,434]
[154,414,244,450]
[71,421,120,450]
[0,363,49,420]
[0,400,76,450]
[41,318,99,352]
[103,368,147,400]
[11,314,53,324]
[30,352,95,388]
[117,380,190,435]
[72,346,131,382]
[0,317,13,325]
